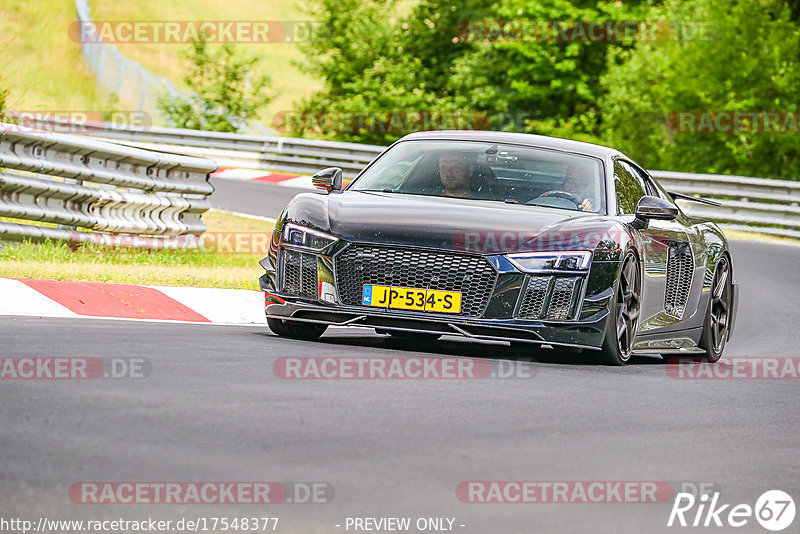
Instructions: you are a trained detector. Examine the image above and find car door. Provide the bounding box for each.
[613,159,696,334]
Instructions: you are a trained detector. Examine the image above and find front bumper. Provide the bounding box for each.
[263,297,610,350]
[260,240,620,350]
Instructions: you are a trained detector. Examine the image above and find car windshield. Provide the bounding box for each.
[349,140,606,213]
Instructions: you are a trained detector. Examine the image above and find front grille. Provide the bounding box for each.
[334,245,497,317]
[665,243,693,318]
[281,249,318,299]
[516,275,582,320]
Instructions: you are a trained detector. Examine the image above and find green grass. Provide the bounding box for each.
[0,1,106,113]
[90,0,322,124]
[1,1,422,131]
[0,209,275,289]
[0,0,320,126]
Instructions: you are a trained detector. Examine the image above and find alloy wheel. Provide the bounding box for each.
[710,256,731,352]
[616,254,641,360]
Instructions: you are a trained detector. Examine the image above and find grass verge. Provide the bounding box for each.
[0,1,106,113]
[0,0,319,125]
[83,0,321,124]
[0,209,274,289]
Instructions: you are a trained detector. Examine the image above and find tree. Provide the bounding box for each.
[158,37,272,132]
[599,0,800,178]
[296,0,646,144]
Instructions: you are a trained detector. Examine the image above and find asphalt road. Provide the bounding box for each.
[209,177,306,219]
[2,179,799,533]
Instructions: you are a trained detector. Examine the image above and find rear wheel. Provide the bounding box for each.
[267,318,327,340]
[698,255,732,362]
[596,252,641,366]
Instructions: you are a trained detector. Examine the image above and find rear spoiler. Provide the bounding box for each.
[667,191,721,207]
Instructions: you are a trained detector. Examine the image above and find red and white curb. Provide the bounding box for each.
[212,168,313,190]
[0,278,267,325]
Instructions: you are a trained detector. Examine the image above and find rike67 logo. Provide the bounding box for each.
[668,490,795,531]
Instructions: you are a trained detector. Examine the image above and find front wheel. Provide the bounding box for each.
[267,318,327,340]
[596,252,641,366]
[698,255,732,362]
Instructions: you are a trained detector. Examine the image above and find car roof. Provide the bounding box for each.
[397,130,618,159]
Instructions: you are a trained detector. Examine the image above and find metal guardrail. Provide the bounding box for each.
[75,0,181,124]
[650,171,800,239]
[11,117,800,239]
[64,121,384,176]
[0,123,217,248]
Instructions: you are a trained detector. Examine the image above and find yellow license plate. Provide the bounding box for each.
[362,285,462,314]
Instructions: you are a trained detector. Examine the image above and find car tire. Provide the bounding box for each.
[267,318,328,340]
[596,251,641,366]
[698,254,732,362]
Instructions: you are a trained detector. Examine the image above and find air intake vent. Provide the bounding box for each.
[665,242,693,318]
[517,276,582,320]
[281,249,318,299]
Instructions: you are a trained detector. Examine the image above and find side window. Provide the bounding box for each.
[642,176,660,197]
[613,160,647,214]
[626,161,660,197]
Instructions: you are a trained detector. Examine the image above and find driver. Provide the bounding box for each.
[439,152,477,198]
[562,160,598,212]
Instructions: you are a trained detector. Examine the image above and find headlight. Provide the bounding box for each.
[506,251,592,272]
[281,223,338,252]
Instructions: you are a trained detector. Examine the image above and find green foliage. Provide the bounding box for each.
[159,37,273,132]
[296,0,647,144]
[443,0,645,139]
[0,91,7,117]
[299,0,800,179]
[0,76,9,118]
[600,0,800,179]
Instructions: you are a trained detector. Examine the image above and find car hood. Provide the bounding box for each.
[283,191,625,255]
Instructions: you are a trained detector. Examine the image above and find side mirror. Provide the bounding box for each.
[635,195,679,223]
[312,167,343,194]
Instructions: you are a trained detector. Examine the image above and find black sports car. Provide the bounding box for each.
[258,131,738,365]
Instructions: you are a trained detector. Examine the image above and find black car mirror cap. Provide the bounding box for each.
[635,195,679,222]
[312,167,343,194]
